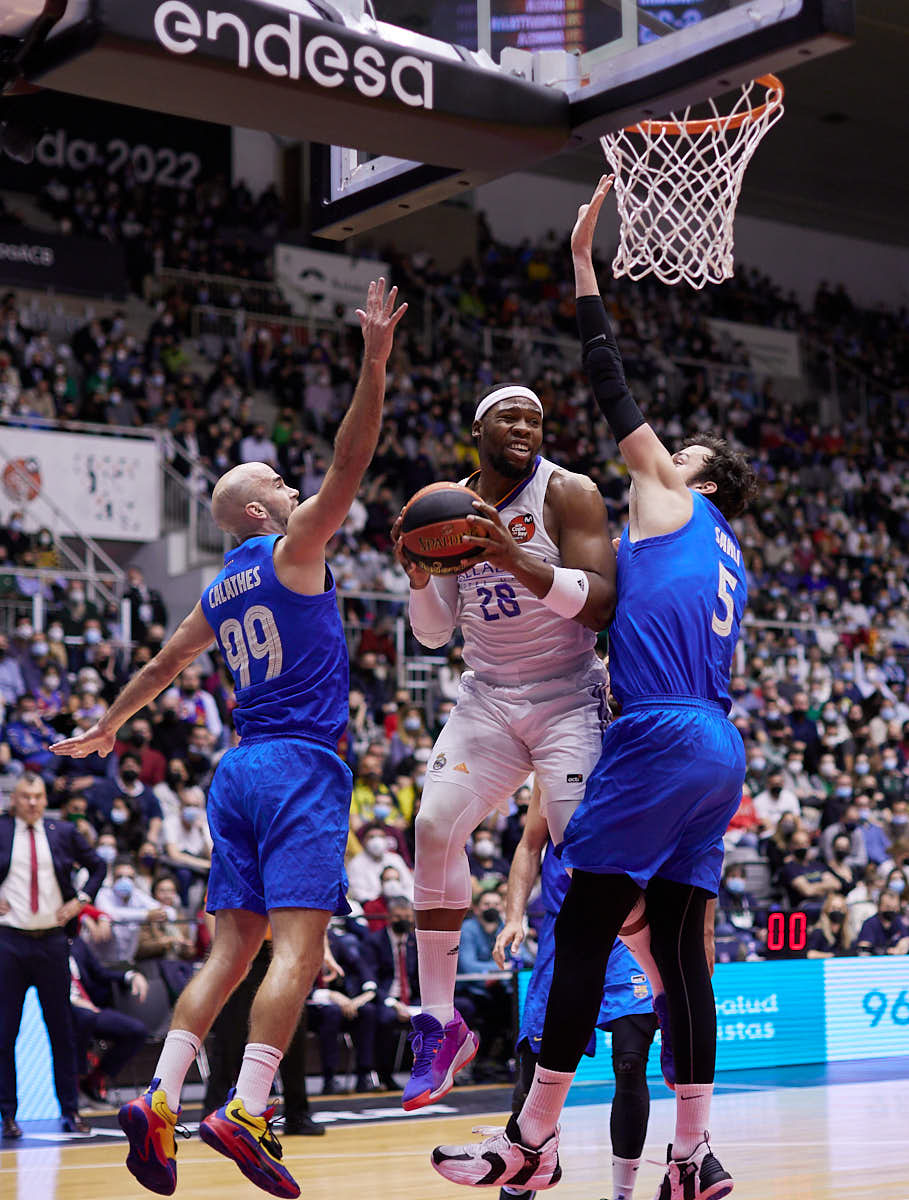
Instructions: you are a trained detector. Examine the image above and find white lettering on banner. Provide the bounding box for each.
[715,993,779,1016]
[153,2,434,108]
[0,242,54,267]
[716,1021,776,1041]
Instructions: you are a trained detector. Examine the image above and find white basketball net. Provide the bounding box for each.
[600,76,784,290]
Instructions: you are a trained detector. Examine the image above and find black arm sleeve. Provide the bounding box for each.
[576,294,646,444]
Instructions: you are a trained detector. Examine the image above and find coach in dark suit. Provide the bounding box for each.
[0,772,105,1138]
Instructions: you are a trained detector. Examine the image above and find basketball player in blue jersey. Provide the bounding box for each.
[431,179,756,1200]
[52,279,407,1199]
[492,786,656,1200]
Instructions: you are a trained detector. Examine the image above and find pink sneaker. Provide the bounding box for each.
[401,1009,479,1111]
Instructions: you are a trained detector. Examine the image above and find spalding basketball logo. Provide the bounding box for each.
[2,457,41,502]
[508,513,535,543]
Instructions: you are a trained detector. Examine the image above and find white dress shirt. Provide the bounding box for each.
[0,817,64,930]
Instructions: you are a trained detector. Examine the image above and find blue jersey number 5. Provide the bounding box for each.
[477,583,522,621]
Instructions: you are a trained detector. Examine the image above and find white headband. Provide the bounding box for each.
[474,385,543,424]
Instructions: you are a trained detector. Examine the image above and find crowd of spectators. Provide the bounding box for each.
[1,181,908,1096]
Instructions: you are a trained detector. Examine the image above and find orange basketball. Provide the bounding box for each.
[399,482,485,576]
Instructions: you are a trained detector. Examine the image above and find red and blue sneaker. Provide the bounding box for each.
[402,1009,479,1111]
[199,1090,300,1198]
[653,994,676,1090]
[118,1078,185,1195]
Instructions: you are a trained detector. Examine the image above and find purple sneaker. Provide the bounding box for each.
[402,1010,479,1111]
[653,994,676,1090]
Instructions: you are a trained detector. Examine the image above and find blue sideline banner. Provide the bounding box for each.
[823,957,909,1062]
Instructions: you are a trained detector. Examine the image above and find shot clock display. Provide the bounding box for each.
[763,910,809,958]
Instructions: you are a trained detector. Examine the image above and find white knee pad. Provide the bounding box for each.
[413,781,495,911]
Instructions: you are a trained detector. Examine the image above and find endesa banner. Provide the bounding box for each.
[519,957,909,1086]
[0,225,127,298]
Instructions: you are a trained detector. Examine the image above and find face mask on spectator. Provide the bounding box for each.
[139,853,157,871]
[365,836,387,859]
[43,674,60,690]
[413,747,431,763]
[96,844,117,864]
[787,759,802,773]
[390,917,411,934]
[374,801,393,821]
[883,757,898,771]
[382,879,402,897]
[70,589,84,603]
[479,907,500,925]
[857,807,872,821]
[415,772,426,788]
[819,762,837,777]
[166,770,186,789]
[110,809,129,825]
[835,786,852,799]
[792,847,808,862]
[437,712,451,725]
[889,878,906,894]
[16,623,33,639]
[120,768,140,784]
[833,845,850,862]
[855,763,870,775]
[880,706,895,721]
[113,877,134,901]
[31,641,48,657]
[65,812,84,825]
[48,625,64,642]
[474,840,495,858]
[828,911,845,927]
[84,628,102,645]
[182,806,202,824]
[892,815,909,829]
[726,877,746,895]
[750,757,766,772]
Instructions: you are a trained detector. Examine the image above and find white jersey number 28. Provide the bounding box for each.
[711,563,738,638]
[219,604,284,687]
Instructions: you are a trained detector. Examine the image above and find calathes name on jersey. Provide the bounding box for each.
[207,565,262,608]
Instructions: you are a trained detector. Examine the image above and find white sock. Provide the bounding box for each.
[236,1043,284,1117]
[619,898,665,1000]
[612,1154,641,1200]
[673,1083,714,1160]
[416,928,460,1024]
[153,1030,202,1112]
[517,1064,574,1146]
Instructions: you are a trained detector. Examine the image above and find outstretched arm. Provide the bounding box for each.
[572,176,691,538]
[278,278,407,567]
[51,604,215,759]
[493,784,550,967]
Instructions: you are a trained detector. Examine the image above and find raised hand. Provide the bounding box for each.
[356,277,407,365]
[571,173,614,261]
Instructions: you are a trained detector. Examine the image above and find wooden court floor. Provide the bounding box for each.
[3,1075,909,1200]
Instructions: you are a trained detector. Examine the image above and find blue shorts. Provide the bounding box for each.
[206,736,353,916]
[561,699,745,894]
[518,915,653,1053]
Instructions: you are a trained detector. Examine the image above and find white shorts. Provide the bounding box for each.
[423,656,610,841]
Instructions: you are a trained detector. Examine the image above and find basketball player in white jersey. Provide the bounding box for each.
[391,385,664,1112]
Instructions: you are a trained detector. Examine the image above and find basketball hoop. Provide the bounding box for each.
[600,75,784,290]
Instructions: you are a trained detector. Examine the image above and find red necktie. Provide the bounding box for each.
[28,826,39,913]
[397,938,410,1006]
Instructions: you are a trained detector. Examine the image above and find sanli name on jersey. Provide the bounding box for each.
[715,525,741,566]
[207,565,262,608]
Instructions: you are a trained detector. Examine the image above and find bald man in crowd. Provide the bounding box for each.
[52,279,406,1199]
